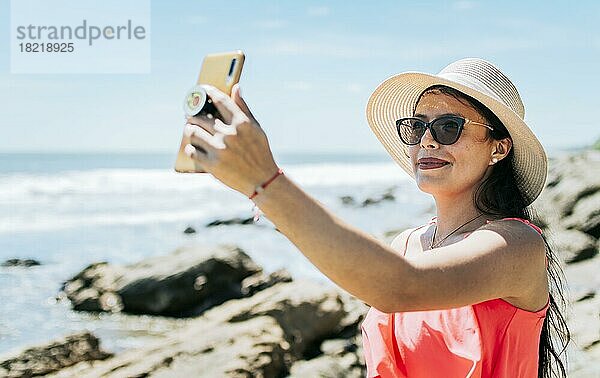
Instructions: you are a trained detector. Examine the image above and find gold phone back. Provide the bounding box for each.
[174,50,245,173]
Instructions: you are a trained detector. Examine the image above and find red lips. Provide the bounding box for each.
[418,157,449,164]
[417,157,450,170]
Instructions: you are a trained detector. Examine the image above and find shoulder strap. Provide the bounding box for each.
[485,217,543,235]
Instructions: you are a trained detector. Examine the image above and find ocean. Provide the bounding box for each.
[0,151,437,355]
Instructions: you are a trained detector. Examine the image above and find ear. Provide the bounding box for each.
[490,137,512,165]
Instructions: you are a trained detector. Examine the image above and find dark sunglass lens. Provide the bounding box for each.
[398,119,425,145]
[433,117,462,144]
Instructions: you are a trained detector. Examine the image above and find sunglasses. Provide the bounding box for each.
[396,115,494,145]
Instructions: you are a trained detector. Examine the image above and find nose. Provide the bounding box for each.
[420,126,439,149]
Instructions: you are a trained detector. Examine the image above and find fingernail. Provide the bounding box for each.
[184,124,194,137]
[237,84,241,97]
[184,144,195,156]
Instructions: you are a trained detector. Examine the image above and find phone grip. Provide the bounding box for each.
[183,84,224,121]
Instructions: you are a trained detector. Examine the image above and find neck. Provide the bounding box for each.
[432,190,488,240]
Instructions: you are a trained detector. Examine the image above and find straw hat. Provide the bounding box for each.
[365,57,547,206]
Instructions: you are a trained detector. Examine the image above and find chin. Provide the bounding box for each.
[415,179,443,194]
[415,173,456,192]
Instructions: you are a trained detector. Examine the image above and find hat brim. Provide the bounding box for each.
[365,71,547,206]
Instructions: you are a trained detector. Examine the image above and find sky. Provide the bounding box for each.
[0,0,598,155]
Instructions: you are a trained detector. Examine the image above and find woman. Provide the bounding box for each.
[183,57,570,377]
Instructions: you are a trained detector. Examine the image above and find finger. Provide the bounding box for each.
[187,115,217,136]
[190,121,225,152]
[201,85,238,124]
[186,123,225,150]
[213,118,237,136]
[184,143,205,162]
[184,124,210,155]
[232,83,258,123]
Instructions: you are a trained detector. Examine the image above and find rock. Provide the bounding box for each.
[560,238,600,377]
[562,191,600,238]
[550,228,598,264]
[361,187,397,207]
[320,339,354,356]
[60,262,124,312]
[575,291,595,302]
[225,281,346,359]
[205,217,255,226]
[534,151,600,225]
[564,291,600,372]
[46,281,347,378]
[61,244,262,316]
[340,186,397,208]
[542,152,600,376]
[241,268,293,297]
[183,226,196,234]
[564,255,600,304]
[289,330,364,378]
[1,258,41,267]
[340,196,356,205]
[287,353,362,378]
[48,317,288,378]
[0,332,111,377]
[336,291,369,334]
[286,291,367,377]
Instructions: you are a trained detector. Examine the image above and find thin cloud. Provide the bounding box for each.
[453,1,477,10]
[307,6,330,17]
[259,39,371,58]
[346,83,362,93]
[254,19,287,30]
[258,30,554,61]
[260,37,442,59]
[283,81,313,91]
[185,15,207,24]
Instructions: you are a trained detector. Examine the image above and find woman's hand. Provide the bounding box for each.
[184,83,279,198]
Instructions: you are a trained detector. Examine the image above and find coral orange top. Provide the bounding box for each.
[361,217,549,378]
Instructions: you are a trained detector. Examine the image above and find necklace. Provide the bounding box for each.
[429,214,485,249]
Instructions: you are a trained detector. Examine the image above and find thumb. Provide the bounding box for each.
[232,83,258,124]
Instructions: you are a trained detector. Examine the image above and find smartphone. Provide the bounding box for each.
[174,50,245,173]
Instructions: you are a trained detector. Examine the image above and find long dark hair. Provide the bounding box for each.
[414,85,571,378]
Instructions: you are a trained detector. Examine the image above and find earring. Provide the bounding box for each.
[491,157,498,164]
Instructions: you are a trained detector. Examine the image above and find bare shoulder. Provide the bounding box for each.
[477,218,548,310]
[470,218,546,269]
[478,218,545,249]
[381,217,548,312]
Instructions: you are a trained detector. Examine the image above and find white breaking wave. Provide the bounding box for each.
[0,208,228,234]
[0,161,409,233]
[284,162,408,186]
[0,169,219,201]
[0,162,407,200]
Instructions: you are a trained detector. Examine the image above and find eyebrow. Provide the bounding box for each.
[413,112,464,120]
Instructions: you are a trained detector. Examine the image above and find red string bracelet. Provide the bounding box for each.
[250,167,284,222]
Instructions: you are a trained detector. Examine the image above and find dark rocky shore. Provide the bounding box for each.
[1,149,599,377]
[533,150,600,377]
